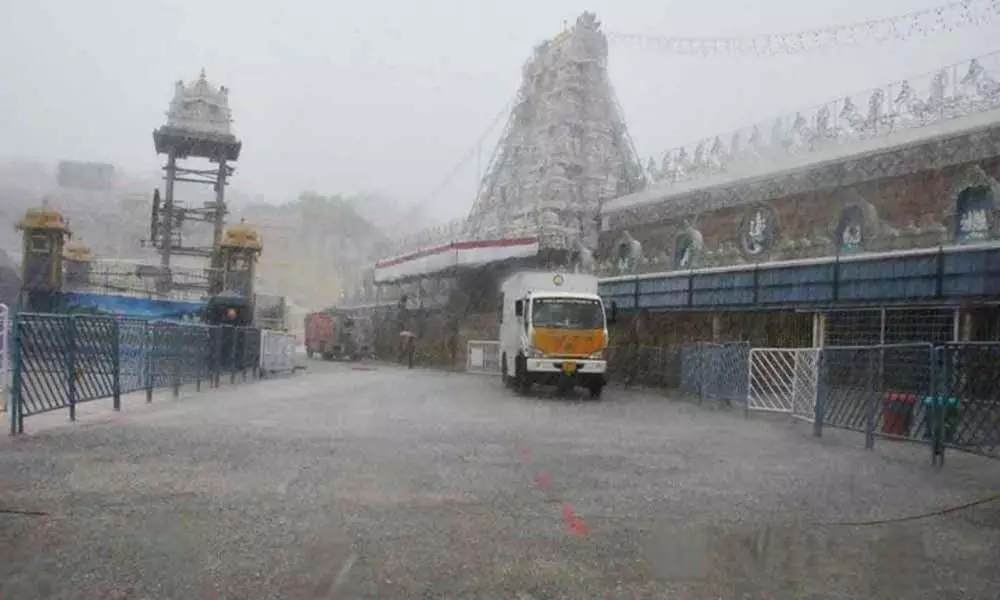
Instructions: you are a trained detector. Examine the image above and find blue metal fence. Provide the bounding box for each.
[148,321,214,394]
[817,344,937,450]
[610,339,1000,465]
[608,341,751,403]
[677,342,750,405]
[118,318,149,394]
[810,342,1000,465]
[935,343,1000,459]
[9,313,264,434]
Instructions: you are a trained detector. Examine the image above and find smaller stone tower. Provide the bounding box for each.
[219,221,262,299]
[204,222,261,327]
[63,241,94,290]
[16,205,71,311]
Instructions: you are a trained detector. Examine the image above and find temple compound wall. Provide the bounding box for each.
[600,131,1000,274]
[353,41,1000,369]
[599,151,1000,350]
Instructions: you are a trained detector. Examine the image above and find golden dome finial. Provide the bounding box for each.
[64,240,93,261]
[17,204,70,233]
[222,221,262,251]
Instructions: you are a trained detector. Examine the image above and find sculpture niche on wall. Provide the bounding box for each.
[834,198,881,254]
[738,203,780,260]
[613,231,643,275]
[673,222,704,270]
[951,165,1000,244]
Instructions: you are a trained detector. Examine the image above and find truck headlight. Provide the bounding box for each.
[589,350,605,359]
[526,348,545,358]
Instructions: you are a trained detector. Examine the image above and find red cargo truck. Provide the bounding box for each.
[304,311,363,361]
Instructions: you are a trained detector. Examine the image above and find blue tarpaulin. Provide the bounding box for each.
[61,292,205,320]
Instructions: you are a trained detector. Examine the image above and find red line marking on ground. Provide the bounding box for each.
[561,503,589,535]
[569,517,590,535]
[561,503,576,522]
[516,446,588,536]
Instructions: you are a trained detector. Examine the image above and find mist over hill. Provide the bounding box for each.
[0,158,439,311]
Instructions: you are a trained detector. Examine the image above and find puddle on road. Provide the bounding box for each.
[635,520,985,598]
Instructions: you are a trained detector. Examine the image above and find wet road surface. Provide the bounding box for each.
[2,360,999,599]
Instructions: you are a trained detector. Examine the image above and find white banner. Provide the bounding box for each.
[374,238,539,283]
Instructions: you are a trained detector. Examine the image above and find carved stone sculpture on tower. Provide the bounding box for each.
[165,69,234,137]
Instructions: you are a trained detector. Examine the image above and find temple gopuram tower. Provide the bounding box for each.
[15,205,70,312]
[150,69,242,295]
[465,12,645,262]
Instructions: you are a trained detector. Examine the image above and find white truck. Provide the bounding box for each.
[499,271,616,398]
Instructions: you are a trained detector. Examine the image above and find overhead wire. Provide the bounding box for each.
[606,0,1000,57]
[412,98,515,210]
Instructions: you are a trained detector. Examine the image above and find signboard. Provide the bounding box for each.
[57,161,115,190]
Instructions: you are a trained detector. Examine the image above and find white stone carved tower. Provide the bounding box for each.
[465,12,645,253]
[152,69,242,295]
[166,68,234,136]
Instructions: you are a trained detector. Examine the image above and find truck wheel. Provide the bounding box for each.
[515,357,532,396]
[501,355,513,388]
[588,383,604,399]
[518,375,532,396]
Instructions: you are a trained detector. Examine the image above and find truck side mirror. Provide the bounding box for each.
[607,301,618,325]
[514,299,523,318]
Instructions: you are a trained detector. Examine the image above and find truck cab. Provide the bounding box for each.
[499,271,614,398]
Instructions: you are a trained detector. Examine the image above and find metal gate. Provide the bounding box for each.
[748,348,820,421]
[118,319,150,394]
[466,340,500,374]
[0,303,8,414]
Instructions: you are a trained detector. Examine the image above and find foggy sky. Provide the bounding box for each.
[1,0,995,221]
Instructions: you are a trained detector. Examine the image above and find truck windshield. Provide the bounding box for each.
[531,298,604,329]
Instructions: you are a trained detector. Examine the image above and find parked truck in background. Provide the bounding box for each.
[498,271,615,398]
[304,310,368,361]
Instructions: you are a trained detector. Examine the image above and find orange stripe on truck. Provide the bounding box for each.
[531,328,605,357]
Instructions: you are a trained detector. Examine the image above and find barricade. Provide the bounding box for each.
[466,340,500,374]
[817,343,934,449]
[560,337,999,465]
[934,343,1000,459]
[676,342,750,405]
[0,303,8,414]
[260,329,297,376]
[9,313,268,434]
[748,348,820,421]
